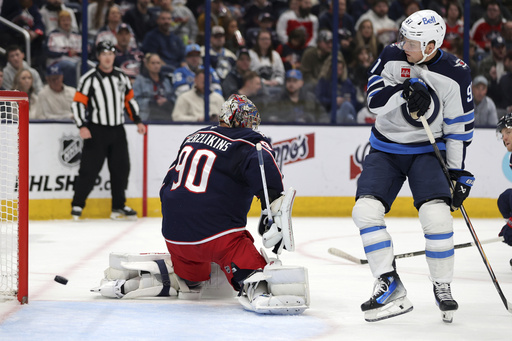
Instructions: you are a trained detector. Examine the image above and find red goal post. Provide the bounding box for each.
[0,91,29,304]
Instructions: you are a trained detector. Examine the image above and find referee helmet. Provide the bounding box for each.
[96,41,116,56]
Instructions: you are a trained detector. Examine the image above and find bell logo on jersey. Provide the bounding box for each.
[422,15,436,25]
[401,68,411,78]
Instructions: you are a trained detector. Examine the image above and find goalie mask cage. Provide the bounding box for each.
[0,91,29,304]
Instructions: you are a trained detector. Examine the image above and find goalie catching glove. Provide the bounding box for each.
[258,187,296,254]
[402,78,430,119]
[448,169,475,211]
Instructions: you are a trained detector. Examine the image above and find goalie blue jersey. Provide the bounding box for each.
[160,125,284,243]
[366,44,474,169]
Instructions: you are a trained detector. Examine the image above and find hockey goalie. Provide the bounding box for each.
[91,95,309,315]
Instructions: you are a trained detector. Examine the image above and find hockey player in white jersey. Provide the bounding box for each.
[352,10,475,323]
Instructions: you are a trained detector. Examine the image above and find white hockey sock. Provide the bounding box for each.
[353,197,395,277]
[419,200,454,282]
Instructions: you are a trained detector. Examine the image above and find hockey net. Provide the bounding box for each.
[0,91,29,304]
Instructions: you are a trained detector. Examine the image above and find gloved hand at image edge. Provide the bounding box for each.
[448,169,475,211]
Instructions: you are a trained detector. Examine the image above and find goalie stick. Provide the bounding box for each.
[256,143,273,226]
[256,142,281,256]
[328,237,504,264]
[419,114,512,314]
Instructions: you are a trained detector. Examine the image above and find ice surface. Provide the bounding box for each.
[1,217,510,340]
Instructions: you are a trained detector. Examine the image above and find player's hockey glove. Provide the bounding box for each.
[448,169,475,211]
[499,218,512,246]
[402,78,430,119]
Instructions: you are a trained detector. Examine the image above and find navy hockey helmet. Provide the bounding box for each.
[497,112,512,139]
[96,40,116,56]
[220,94,260,130]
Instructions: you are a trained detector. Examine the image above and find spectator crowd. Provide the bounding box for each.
[0,0,511,125]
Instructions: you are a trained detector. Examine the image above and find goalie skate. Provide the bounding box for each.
[433,282,458,323]
[361,272,413,322]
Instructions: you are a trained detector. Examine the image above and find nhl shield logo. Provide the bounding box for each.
[59,135,83,167]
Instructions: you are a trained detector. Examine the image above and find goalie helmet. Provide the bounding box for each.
[398,9,445,63]
[220,94,260,130]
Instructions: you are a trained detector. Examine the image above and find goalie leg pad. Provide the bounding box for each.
[123,259,180,299]
[104,252,171,280]
[238,263,309,315]
[93,258,181,299]
[91,279,127,298]
[244,294,308,315]
[265,264,310,303]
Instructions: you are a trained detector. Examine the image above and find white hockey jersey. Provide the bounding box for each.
[366,44,474,170]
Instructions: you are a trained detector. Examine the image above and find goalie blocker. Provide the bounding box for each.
[91,251,310,315]
[258,187,296,254]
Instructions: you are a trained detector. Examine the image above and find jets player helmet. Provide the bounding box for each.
[398,9,446,63]
[220,94,260,130]
[497,112,512,139]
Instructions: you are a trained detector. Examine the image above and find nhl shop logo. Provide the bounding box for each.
[401,67,411,78]
[59,135,83,168]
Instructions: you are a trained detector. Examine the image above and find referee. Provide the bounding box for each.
[71,41,147,221]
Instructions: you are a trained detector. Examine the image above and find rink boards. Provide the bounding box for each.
[27,123,506,219]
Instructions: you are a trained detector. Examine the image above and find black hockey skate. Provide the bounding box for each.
[110,206,138,221]
[361,271,413,322]
[433,281,458,323]
[71,206,82,221]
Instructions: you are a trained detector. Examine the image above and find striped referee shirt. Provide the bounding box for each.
[72,66,141,128]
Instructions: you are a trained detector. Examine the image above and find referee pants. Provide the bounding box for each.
[72,124,130,210]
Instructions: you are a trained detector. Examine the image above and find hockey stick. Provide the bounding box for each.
[256,143,273,226]
[420,115,512,313]
[256,143,281,256]
[328,237,504,265]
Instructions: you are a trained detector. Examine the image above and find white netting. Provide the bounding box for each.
[0,101,20,301]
